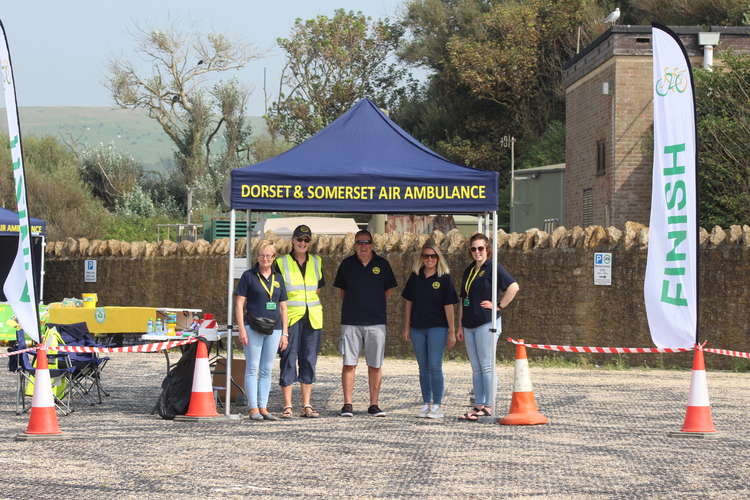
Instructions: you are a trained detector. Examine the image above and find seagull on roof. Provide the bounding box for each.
[603,7,620,25]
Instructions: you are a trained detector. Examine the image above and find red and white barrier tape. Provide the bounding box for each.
[506,338,693,354]
[0,346,39,358]
[3,337,198,357]
[55,337,198,353]
[703,347,750,359]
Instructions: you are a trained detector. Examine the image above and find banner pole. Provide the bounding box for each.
[225,208,237,417]
[491,210,499,420]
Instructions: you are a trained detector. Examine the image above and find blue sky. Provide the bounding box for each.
[1,0,408,115]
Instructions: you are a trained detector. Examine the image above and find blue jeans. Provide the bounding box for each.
[463,320,501,408]
[410,327,448,405]
[243,326,282,409]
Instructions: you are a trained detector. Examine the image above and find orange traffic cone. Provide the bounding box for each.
[175,339,219,420]
[16,345,69,441]
[499,340,548,426]
[672,345,717,436]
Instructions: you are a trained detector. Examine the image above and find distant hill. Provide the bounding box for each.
[0,107,267,173]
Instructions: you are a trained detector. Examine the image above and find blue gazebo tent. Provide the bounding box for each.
[230,98,498,214]
[0,207,45,302]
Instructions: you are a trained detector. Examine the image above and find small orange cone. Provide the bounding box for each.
[16,345,69,441]
[673,345,717,436]
[499,340,548,426]
[179,339,219,419]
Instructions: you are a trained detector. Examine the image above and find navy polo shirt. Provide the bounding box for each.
[236,264,288,329]
[460,260,516,328]
[334,252,397,325]
[402,270,459,329]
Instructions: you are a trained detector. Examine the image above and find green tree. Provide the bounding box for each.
[695,52,750,227]
[107,27,257,220]
[77,144,143,211]
[266,9,412,144]
[0,136,110,240]
[620,0,750,25]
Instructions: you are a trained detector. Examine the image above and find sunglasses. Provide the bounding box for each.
[295,237,311,243]
[421,253,438,259]
[355,240,373,245]
[470,246,486,252]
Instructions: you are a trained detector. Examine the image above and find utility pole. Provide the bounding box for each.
[502,135,516,232]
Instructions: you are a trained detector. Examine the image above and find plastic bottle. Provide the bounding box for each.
[147,319,154,334]
[155,318,163,335]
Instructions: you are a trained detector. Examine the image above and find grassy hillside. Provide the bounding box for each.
[0,107,266,172]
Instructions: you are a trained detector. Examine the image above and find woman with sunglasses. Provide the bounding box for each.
[457,233,519,421]
[275,225,325,418]
[401,241,458,419]
[235,240,289,421]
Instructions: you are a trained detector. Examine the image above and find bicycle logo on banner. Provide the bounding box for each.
[655,66,688,96]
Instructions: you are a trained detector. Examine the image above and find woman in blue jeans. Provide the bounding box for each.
[457,233,519,421]
[235,240,289,421]
[402,241,458,419]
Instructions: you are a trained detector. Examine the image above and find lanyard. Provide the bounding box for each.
[256,272,276,300]
[464,265,482,296]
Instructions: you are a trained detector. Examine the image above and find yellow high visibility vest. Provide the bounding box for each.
[276,253,323,329]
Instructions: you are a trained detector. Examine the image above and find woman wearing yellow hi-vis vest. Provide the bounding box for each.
[275,225,325,418]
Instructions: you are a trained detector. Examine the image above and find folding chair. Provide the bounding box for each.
[47,322,110,405]
[8,329,75,416]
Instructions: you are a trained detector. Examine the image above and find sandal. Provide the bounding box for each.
[301,405,320,418]
[281,406,293,418]
[458,407,482,421]
[476,407,492,417]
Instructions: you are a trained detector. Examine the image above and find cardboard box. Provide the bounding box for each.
[212,358,246,402]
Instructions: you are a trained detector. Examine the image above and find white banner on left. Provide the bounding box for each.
[0,20,40,342]
[644,24,698,348]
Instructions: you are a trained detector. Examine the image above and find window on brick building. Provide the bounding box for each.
[582,188,593,226]
[596,139,606,176]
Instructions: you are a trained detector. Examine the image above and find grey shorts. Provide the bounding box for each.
[339,324,386,368]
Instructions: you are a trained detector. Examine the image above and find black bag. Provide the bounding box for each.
[157,339,201,419]
[248,314,276,335]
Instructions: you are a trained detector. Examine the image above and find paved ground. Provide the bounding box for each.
[1,352,748,499]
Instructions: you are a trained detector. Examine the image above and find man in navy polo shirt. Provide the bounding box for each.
[334,229,397,417]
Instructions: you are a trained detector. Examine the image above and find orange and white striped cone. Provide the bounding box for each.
[671,345,717,437]
[16,345,69,441]
[499,340,548,426]
[176,339,219,420]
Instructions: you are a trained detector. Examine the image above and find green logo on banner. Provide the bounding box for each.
[95,307,106,323]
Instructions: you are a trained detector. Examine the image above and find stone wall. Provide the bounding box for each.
[44,223,750,369]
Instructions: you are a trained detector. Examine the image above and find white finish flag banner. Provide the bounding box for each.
[0,20,40,342]
[644,24,698,348]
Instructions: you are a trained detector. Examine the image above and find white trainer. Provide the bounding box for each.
[427,405,444,419]
[416,404,430,418]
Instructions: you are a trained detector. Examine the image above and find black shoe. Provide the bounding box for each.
[367,404,386,417]
[340,403,354,417]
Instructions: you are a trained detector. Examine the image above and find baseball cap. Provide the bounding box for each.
[293,225,312,239]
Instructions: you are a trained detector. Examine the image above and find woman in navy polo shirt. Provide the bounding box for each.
[457,233,519,421]
[402,241,458,419]
[235,240,289,421]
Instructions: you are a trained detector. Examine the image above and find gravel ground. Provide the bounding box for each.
[1,352,748,499]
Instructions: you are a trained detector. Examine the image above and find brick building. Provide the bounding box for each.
[563,26,750,228]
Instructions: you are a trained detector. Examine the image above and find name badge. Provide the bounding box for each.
[463,297,470,307]
[265,301,277,311]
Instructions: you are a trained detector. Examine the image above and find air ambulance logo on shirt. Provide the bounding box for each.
[372,267,381,275]
[274,281,281,288]
[478,271,485,277]
[432,281,441,289]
